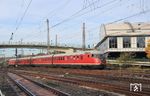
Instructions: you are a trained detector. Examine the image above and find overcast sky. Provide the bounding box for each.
[0,0,150,56]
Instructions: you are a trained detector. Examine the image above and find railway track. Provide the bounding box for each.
[8,72,70,96]
[0,68,20,96]
[15,67,150,78]
[12,70,150,96]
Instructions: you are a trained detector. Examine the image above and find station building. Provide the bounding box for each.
[95,22,150,59]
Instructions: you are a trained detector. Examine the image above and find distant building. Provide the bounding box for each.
[95,22,150,59]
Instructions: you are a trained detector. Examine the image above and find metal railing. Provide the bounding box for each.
[0,42,93,49]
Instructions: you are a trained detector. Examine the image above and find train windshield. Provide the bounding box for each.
[92,54,105,60]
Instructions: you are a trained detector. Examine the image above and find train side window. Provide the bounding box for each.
[68,56,70,60]
[64,57,65,60]
[88,55,90,58]
[92,54,94,57]
[80,56,83,60]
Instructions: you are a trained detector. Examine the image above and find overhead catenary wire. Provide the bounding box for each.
[55,0,120,35]
[58,0,122,41]
[11,0,150,45]
[23,0,119,42]
[50,0,105,28]
[79,1,148,31]
[52,0,123,40]
[53,2,134,44]
[38,0,71,29]
[108,8,150,25]
[9,0,33,41]
[23,0,71,41]
[15,0,25,27]
[23,0,102,41]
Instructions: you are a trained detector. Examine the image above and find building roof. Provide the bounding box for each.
[104,22,150,36]
[95,22,150,48]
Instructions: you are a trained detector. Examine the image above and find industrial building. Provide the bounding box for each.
[95,22,150,59]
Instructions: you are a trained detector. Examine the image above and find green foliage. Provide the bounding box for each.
[117,52,135,65]
[0,61,6,67]
[145,40,150,59]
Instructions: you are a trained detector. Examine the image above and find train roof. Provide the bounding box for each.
[9,51,101,60]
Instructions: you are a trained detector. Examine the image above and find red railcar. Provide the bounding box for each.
[8,53,106,68]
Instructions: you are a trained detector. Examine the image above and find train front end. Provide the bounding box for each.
[91,53,106,69]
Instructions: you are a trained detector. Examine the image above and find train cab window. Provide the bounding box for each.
[92,54,94,57]
[91,54,98,58]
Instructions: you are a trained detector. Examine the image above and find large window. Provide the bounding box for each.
[123,37,131,48]
[109,37,117,48]
[137,37,145,48]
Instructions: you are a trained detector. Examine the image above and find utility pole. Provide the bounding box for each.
[82,23,86,51]
[55,34,57,47]
[47,19,50,54]
[21,38,24,56]
[15,48,18,67]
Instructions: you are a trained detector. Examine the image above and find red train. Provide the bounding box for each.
[8,52,106,69]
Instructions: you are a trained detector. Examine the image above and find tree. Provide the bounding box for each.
[145,40,150,59]
[117,52,135,76]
